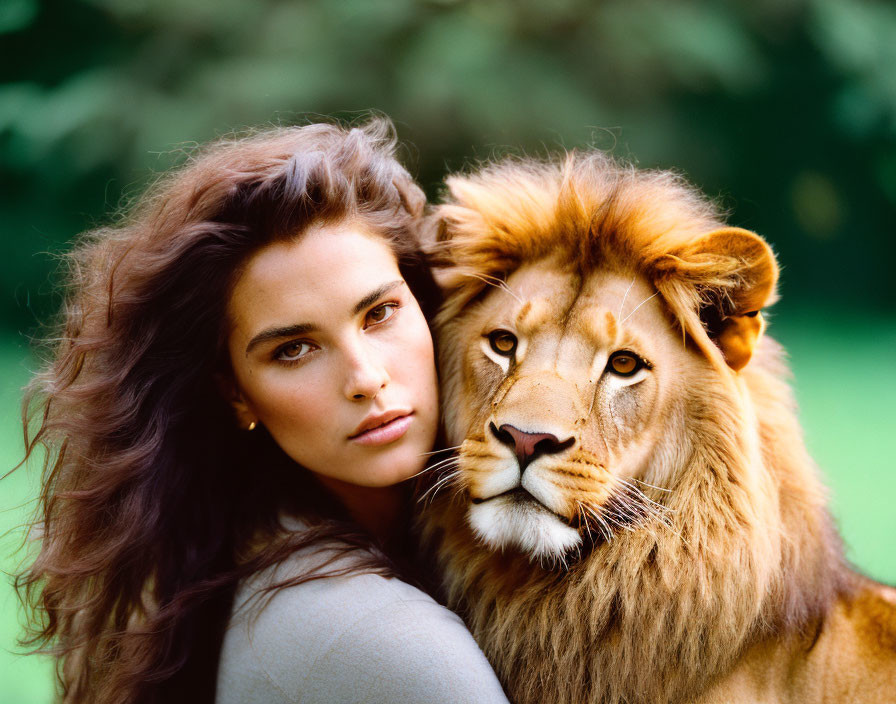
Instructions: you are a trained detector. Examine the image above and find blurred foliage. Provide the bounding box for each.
[1,5,894,700]
[1,0,895,336]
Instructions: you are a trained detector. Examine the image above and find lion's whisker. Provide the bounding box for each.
[618,276,636,321]
[417,468,462,506]
[618,478,674,514]
[578,504,600,543]
[426,455,462,472]
[620,291,659,325]
[461,272,523,304]
[603,510,637,532]
[613,479,690,545]
[634,478,672,493]
[407,466,432,480]
[425,462,458,477]
[409,459,455,481]
[418,445,463,457]
[583,504,614,543]
[406,454,460,480]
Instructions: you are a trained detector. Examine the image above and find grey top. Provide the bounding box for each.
[215,538,509,704]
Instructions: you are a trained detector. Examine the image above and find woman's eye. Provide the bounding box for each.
[276,341,313,362]
[607,351,645,376]
[487,330,517,357]
[366,303,398,326]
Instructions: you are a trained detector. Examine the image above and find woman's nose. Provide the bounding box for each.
[343,342,390,401]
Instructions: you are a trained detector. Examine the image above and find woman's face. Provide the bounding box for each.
[226,222,439,489]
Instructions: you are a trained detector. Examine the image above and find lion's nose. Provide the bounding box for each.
[489,422,575,472]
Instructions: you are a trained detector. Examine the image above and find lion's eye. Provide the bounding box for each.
[607,351,644,376]
[487,330,518,357]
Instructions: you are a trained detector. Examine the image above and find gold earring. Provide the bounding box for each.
[246,421,257,432]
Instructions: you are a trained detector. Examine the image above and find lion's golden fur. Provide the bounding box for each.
[421,152,896,703]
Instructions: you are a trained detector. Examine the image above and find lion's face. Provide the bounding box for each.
[441,258,700,561]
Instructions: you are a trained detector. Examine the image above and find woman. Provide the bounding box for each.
[17,120,508,703]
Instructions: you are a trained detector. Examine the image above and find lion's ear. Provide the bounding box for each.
[697,228,778,371]
[658,227,778,372]
[715,311,766,372]
[697,228,778,315]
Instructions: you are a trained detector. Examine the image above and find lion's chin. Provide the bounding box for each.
[467,491,582,561]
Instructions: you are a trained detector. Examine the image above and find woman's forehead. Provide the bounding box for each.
[227,227,403,340]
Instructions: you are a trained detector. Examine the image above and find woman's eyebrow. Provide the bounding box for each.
[246,322,316,356]
[245,280,406,356]
[352,279,405,315]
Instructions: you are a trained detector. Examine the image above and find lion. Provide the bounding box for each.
[420,152,896,704]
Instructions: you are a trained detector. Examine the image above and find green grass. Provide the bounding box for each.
[1,310,894,701]
[772,308,896,584]
[1,340,55,704]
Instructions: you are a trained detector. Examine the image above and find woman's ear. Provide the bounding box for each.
[215,372,258,430]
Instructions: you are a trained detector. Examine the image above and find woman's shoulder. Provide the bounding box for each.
[216,542,509,704]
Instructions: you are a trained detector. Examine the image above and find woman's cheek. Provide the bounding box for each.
[256,372,329,439]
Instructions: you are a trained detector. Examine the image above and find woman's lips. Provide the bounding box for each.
[349,413,413,446]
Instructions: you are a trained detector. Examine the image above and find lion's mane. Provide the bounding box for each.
[420,152,890,704]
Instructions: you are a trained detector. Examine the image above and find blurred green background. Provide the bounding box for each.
[1,0,894,701]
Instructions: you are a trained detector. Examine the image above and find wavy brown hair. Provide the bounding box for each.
[14,119,441,704]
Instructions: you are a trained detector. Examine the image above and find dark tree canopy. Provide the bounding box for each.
[1,0,894,331]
